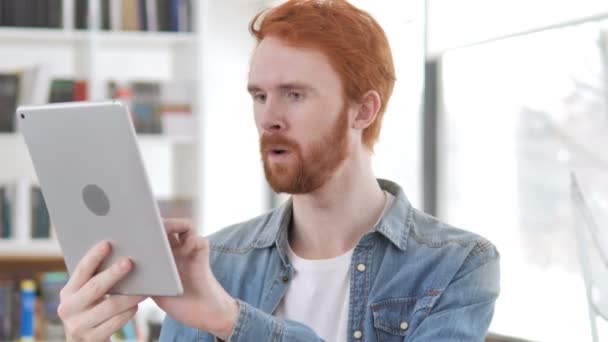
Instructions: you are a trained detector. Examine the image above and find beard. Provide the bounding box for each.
[260,105,350,194]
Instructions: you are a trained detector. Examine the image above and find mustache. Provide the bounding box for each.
[260,134,300,152]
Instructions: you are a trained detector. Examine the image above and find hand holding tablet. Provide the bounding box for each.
[19,102,239,340]
[19,101,182,296]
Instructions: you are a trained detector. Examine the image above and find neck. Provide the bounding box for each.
[288,152,385,259]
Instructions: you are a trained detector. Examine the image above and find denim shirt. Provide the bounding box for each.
[160,179,500,341]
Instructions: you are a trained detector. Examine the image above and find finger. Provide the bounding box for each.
[181,236,208,257]
[168,233,181,248]
[85,305,138,342]
[63,240,112,295]
[62,258,133,317]
[163,218,194,236]
[76,295,146,329]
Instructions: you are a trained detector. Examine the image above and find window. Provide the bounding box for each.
[439,19,608,341]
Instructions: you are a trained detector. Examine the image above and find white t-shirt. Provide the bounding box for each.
[274,191,395,342]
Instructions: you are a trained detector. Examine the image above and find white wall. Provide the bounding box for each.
[197,0,267,235]
[351,1,425,208]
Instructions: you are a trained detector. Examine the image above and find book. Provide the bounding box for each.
[1,0,15,26]
[20,279,36,342]
[13,0,28,27]
[49,79,75,103]
[139,0,149,31]
[31,187,51,239]
[0,187,4,238]
[75,0,89,30]
[122,0,140,31]
[0,279,15,340]
[0,0,61,28]
[110,0,122,31]
[79,0,192,33]
[130,81,162,134]
[49,79,88,103]
[40,272,67,341]
[157,0,170,31]
[0,73,19,132]
[169,0,179,32]
[47,0,63,28]
[145,0,158,31]
[35,0,49,28]
[178,0,190,32]
[0,184,15,239]
[107,80,195,135]
[101,0,111,30]
[0,272,71,341]
[73,80,88,101]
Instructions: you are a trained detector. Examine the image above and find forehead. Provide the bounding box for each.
[248,36,342,91]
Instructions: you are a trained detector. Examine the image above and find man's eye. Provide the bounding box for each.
[253,93,267,102]
[287,91,303,100]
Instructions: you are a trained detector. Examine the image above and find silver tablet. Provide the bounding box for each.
[17,101,183,296]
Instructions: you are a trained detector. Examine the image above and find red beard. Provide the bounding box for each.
[260,105,350,194]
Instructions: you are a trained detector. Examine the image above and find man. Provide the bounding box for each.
[57,1,500,341]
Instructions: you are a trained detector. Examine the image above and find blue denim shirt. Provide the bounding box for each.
[160,179,500,341]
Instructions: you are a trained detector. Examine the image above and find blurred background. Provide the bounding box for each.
[0,0,607,341]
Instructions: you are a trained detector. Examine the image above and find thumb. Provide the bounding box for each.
[163,218,194,235]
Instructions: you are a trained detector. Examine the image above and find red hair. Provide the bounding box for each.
[250,0,396,150]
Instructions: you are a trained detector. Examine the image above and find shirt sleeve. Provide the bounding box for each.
[404,245,501,342]
[227,300,325,342]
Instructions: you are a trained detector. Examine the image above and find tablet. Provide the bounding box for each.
[17,101,183,296]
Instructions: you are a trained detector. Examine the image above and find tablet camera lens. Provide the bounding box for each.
[20,113,25,119]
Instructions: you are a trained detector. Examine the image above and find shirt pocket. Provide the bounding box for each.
[371,296,432,342]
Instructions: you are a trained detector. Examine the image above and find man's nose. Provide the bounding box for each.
[260,100,286,133]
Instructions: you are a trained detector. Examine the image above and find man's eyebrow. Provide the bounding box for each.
[247,83,314,94]
[277,83,313,92]
[247,84,261,94]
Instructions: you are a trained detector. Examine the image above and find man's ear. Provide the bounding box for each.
[352,90,381,130]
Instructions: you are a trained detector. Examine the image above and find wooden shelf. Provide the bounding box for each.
[0,240,62,259]
[0,27,194,46]
[97,31,196,46]
[0,256,66,273]
[0,240,65,272]
[0,27,86,43]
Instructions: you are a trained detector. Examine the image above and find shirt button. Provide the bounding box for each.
[400,321,409,330]
[357,263,366,272]
[281,275,289,283]
[353,330,363,339]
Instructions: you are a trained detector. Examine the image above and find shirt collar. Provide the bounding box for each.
[254,178,413,260]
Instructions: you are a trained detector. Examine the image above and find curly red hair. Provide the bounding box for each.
[250,0,396,150]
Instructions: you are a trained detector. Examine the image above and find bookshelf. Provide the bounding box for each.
[0,240,61,259]
[0,27,196,44]
[0,0,202,263]
[0,1,204,340]
[0,0,269,340]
